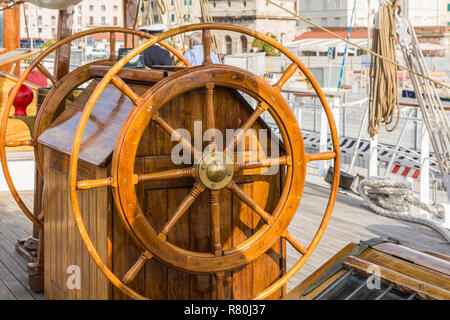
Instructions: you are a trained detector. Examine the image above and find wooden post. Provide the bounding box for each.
[54,8,74,81]
[0,4,21,76]
[123,0,139,47]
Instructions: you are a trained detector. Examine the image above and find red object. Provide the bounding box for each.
[9,85,34,117]
[26,70,48,87]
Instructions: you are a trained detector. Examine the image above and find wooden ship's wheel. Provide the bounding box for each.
[64,24,340,300]
[0,27,189,228]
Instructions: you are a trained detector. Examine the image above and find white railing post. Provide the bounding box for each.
[331,96,340,138]
[319,105,328,176]
[369,134,378,177]
[319,94,340,177]
[420,119,430,215]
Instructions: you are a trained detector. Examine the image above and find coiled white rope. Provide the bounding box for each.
[358,177,450,243]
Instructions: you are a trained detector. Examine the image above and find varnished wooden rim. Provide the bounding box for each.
[113,64,304,273]
[68,23,340,300]
[0,27,189,227]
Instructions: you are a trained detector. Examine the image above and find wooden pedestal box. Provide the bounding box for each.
[38,74,286,299]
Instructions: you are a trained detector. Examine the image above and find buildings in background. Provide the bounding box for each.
[208,0,297,55]
[295,0,450,56]
[296,0,374,28]
[143,0,297,55]
[20,0,123,43]
[297,0,449,28]
[18,0,450,54]
[441,0,450,27]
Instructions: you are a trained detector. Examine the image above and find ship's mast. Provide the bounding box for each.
[122,0,139,47]
[53,7,74,81]
[0,2,20,76]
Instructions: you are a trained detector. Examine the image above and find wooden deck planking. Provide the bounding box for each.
[0,179,449,299]
[0,191,43,300]
[286,181,450,292]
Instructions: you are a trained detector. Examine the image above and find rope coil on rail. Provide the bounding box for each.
[358,177,450,243]
[368,1,400,137]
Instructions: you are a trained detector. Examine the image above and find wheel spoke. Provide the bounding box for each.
[210,190,222,255]
[37,63,57,85]
[282,230,307,255]
[236,155,291,171]
[135,167,195,184]
[152,112,202,160]
[225,102,269,153]
[273,62,298,92]
[122,251,153,285]
[227,181,274,224]
[5,139,34,147]
[205,83,217,150]
[37,210,45,222]
[109,32,117,61]
[111,75,142,104]
[76,177,116,190]
[306,151,336,163]
[202,29,213,65]
[215,272,225,300]
[66,92,76,102]
[158,182,205,240]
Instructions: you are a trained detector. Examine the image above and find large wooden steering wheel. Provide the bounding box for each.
[0,27,189,227]
[69,24,340,300]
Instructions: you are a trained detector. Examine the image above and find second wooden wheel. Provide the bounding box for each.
[0,27,189,227]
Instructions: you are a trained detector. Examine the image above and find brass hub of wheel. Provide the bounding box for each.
[196,152,234,190]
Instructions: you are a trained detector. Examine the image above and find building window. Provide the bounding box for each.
[77,16,81,24]
[171,0,174,5]
[113,5,118,11]
[184,0,192,5]
[51,16,56,26]
[101,16,106,25]
[323,0,327,9]
[89,5,94,11]
[227,0,231,7]
[334,0,340,9]
[89,16,94,25]
[38,28,42,33]
[38,15,42,21]
[101,5,106,11]
[183,14,191,22]
[113,17,118,25]
[171,14,175,22]
[334,17,341,26]
[225,35,232,55]
[321,17,327,26]
[51,28,56,34]
[240,35,247,53]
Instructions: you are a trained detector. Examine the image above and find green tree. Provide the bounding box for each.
[251,35,280,56]
[39,40,56,50]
